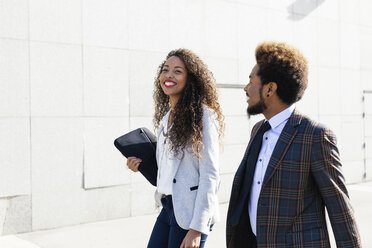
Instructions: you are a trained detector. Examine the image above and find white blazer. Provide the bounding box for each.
[154,105,220,234]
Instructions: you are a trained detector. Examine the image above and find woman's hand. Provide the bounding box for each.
[126,156,142,172]
[180,229,201,248]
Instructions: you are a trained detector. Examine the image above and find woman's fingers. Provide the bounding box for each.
[126,157,142,172]
[132,161,140,172]
[180,238,185,248]
[180,230,201,248]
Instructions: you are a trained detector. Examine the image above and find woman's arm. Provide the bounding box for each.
[189,108,220,234]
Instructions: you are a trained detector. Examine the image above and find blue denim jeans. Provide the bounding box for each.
[147,195,210,248]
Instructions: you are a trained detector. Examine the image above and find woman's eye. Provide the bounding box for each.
[175,70,182,73]
[161,69,168,72]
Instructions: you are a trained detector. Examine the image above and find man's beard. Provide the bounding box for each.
[246,88,267,118]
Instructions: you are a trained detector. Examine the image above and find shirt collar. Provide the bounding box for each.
[266,104,295,130]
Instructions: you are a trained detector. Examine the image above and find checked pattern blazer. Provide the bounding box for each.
[226,110,361,248]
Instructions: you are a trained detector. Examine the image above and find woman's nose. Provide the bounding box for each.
[165,71,173,78]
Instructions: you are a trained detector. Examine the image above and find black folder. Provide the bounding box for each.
[114,127,158,186]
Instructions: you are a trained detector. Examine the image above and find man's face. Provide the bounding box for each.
[244,64,267,117]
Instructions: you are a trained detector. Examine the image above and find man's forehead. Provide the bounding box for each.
[250,64,259,77]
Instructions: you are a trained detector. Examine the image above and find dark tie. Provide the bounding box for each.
[230,121,271,226]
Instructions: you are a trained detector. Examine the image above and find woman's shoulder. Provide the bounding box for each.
[202,105,218,127]
[202,105,217,118]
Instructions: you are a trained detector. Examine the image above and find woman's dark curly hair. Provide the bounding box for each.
[255,41,308,105]
[153,48,224,158]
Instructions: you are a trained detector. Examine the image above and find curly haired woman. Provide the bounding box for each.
[127,48,225,248]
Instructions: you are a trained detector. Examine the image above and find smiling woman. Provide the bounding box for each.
[159,56,188,106]
[126,48,225,248]
[154,49,225,158]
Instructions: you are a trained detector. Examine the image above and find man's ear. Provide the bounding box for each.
[266,82,277,97]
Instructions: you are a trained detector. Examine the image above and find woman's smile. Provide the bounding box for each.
[164,80,177,88]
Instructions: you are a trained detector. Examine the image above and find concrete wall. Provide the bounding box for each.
[1,0,372,234]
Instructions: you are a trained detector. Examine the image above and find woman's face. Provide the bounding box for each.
[159,56,188,101]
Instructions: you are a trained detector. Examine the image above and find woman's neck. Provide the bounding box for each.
[168,112,173,127]
[169,96,179,110]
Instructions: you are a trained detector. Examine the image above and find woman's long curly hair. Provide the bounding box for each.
[153,48,224,158]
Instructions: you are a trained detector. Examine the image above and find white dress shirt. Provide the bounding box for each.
[248,104,295,235]
[156,110,176,196]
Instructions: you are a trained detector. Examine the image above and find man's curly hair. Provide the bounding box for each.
[153,48,225,158]
[255,41,308,105]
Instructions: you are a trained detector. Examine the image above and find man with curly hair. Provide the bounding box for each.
[226,41,361,248]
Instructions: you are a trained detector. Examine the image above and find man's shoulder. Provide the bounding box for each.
[294,111,335,137]
[297,113,319,129]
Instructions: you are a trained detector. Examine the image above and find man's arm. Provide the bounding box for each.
[311,126,361,247]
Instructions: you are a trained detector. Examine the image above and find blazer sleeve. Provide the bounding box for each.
[311,126,361,247]
[189,108,220,234]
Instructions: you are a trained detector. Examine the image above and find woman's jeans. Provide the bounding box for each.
[147,195,210,248]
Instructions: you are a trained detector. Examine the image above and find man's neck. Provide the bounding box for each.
[263,103,290,120]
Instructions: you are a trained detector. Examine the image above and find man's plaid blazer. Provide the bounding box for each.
[226,110,361,248]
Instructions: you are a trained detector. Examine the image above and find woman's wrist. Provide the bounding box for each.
[189,229,202,235]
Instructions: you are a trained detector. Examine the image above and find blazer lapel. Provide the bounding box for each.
[230,120,264,202]
[157,110,171,138]
[171,155,182,179]
[263,110,302,185]
[246,121,264,155]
